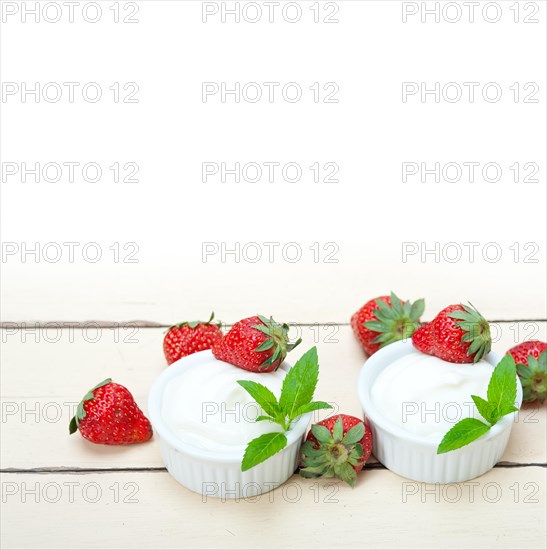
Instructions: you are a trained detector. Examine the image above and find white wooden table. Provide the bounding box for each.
[1,321,546,549]
[1,0,546,547]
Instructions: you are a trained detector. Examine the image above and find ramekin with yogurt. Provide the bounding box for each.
[358,340,522,483]
[148,350,311,498]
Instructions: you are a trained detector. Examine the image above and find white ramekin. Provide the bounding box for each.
[148,350,310,499]
[357,340,523,483]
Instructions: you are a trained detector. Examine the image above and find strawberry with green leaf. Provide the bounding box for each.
[412,303,491,364]
[507,341,547,403]
[69,379,153,445]
[351,292,425,356]
[213,315,301,373]
[300,415,372,487]
[237,347,332,471]
[163,312,223,365]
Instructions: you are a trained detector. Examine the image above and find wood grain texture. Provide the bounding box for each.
[2,323,545,470]
[2,323,545,550]
[2,243,546,324]
[1,467,546,550]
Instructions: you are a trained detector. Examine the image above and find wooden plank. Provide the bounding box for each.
[1,323,545,470]
[2,253,546,324]
[1,467,546,550]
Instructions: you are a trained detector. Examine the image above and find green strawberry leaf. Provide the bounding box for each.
[279,347,319,422]
[350,443,364,460]
[517,365,533,379]
[300,440,324,457]
[372,332,395,344]
[363,320,386,332]
[311,423,333,444]
[342,422,365,445]
[487,354,518,422]
[332,417,343,441]
[390,292,404,315]
[437,418,491,454]
[375,299,394,319]
[241,432,287,471]
[237,380,281,421]
[410,298,425,319]
[300,464,332,478]
[336,462,357,487]
[301,454,330,468]
[68,416,78,435]
[69,378,112,434]
[255,339,275,352]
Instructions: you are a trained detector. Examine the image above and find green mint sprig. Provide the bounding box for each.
[437,354,519,454]
[238,346,332,471]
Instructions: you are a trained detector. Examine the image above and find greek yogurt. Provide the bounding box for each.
[371,350,494,441]
[162,358,285,453]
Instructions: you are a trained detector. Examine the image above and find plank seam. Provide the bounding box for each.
[2,463,546,474]
[1,319,546,329]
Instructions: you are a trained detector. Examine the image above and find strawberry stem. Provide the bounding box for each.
[69,378,112,434]
[253,315,301,370]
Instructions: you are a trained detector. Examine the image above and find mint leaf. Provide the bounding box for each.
[241,432,287,471]
[237,380,281,420]
[471,394,498,424]
[279,347,319,421]
[255,415,275,423]
[487,354,518,421]
[438,354,521,455]
[238,347,327,471]
[437,418,491,454]
[497,403,519,417]
[292,401,332,419]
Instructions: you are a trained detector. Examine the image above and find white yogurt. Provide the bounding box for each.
[162,358,285,453]
[371,350,494,441]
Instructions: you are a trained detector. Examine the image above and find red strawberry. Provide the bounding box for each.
[69,379,153,445]
[412,303,491,363]
[507,341,547,403]
[300,414,373,487]
[507,340,547,366]
[212,315,301,372]
[351,291,425,355]
[163,312,223,365]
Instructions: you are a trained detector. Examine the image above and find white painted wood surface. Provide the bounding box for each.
[1,323,546,549]
[2,468,546,550]
[2,250,546,323]
[2,1,545,548]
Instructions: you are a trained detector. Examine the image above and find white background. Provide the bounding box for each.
[1,0,546,323]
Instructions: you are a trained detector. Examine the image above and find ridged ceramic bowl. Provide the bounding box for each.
[357,340,522,483]
[148,350,310,499]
